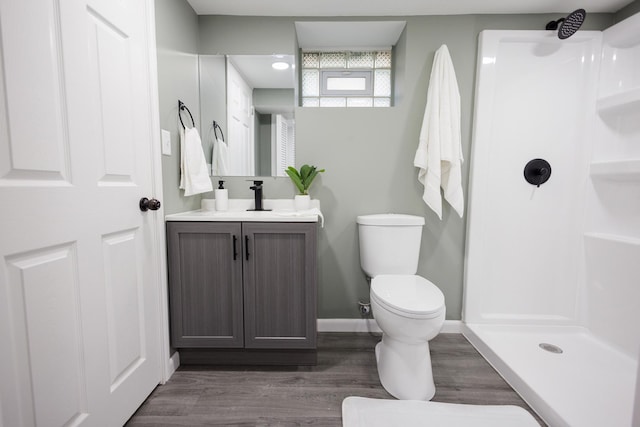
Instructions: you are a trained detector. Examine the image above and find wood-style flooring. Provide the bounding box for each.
[126,333,545,426]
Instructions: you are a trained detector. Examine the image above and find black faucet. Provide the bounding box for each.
[248,180,271,211]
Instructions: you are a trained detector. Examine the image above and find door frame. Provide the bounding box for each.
[143,0,173,383]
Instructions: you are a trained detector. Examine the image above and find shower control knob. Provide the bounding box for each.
[524,159,552,188]
[139,197,161,212]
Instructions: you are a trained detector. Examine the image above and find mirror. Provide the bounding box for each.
[199,54,296,177]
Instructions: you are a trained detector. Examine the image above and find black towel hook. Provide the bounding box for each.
[178,100,195,129]
[213,120,225,142]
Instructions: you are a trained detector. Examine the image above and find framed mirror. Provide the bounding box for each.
[199,54,296,177]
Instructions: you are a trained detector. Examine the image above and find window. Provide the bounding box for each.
[301,51,392,107]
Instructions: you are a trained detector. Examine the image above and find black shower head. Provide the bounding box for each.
[545,8,587,39]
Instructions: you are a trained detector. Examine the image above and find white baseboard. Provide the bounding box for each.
[317,319,463,334]
[441,320,463,333]
[167,351,180,379]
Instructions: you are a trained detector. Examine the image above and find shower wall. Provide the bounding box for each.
[464,30,602,326]
[585,13,640,359]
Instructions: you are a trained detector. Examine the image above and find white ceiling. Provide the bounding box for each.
[228,55,295,89]
[186,0,634,16]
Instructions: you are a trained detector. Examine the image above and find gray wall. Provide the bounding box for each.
[256,113,272,176]
[199,16,297,55]
[155,0,201,214]
[253,88,295,112]
[615,0,640,22]
[156,4,618,319]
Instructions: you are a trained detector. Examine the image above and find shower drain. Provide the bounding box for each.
[539,343,563,354]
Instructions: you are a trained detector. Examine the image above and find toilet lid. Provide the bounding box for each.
[371,275,444,316]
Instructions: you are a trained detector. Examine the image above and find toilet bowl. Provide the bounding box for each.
[356,214,446,401]
[371,274,445,400]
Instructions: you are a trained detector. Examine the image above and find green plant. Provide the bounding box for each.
[285,164,325,195]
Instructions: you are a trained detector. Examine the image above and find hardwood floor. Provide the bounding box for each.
[126,333,545,426]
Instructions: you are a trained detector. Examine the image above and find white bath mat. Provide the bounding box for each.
[342,397,539,427]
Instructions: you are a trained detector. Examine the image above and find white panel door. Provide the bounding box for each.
[0,0,162,426]
[226,60,255,176]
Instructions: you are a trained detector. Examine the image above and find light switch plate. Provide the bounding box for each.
[161,129,171,156]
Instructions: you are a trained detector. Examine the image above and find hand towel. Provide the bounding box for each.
[414,44,464,219]
[179,127,213,196]
[272,208,325,228]
[296,208,325,228]
[211,136,229,176]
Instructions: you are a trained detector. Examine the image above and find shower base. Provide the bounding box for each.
[463,323,636,427]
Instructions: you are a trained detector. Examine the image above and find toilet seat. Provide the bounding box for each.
[371,275,445,319]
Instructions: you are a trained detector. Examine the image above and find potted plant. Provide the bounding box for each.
[286,164,325,210]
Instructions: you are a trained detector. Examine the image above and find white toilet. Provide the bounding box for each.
[357,214,445,401]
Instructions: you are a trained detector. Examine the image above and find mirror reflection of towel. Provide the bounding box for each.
[179,127,213,196]
[211,137,229,176]
[414,44,464,220]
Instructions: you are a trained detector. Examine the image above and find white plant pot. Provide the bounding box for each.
[294,194,311,211]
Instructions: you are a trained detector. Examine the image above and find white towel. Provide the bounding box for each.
[179,127,213,197]
[296,208,325,228]
[211,136,229,176]
[272,208,325,228]
[414,44,464,219]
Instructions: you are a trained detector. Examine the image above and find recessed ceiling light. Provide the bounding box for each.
[272,61,290,70]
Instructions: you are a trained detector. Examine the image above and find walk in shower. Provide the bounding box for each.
[463,13,640,427]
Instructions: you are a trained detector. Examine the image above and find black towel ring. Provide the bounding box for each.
[213,120,225,142]
[178,100,195,129]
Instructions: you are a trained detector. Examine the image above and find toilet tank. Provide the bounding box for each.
[356,214,425,277]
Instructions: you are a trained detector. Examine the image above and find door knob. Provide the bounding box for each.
[139,197,161,211]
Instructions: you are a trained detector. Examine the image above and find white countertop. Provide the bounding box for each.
[165,199,322,223]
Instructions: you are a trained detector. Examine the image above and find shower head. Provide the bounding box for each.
[545,8,587,39]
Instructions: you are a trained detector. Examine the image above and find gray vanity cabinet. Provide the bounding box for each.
[167,222,244,348]
[166,221,317,363]
[242,222,317,349]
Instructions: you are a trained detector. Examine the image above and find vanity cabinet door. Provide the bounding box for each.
[167,222,244,348]
[242,222,317,349]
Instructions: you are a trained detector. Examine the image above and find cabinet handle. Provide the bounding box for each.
[245,235,250,261]
[233,235,238,260]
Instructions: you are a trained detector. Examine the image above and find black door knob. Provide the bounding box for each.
[139,197,161,212]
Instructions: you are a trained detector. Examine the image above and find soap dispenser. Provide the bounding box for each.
[215,180,228,211]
